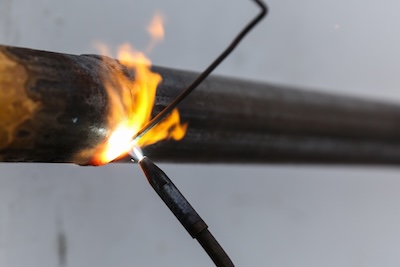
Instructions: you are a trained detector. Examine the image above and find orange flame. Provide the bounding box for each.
[93,14,187,165]
[147,13,165,44]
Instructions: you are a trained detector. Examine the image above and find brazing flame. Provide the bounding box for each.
[147,13,164,45]
[94,14,187,165]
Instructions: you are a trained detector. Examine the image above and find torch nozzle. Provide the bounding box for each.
[138,157,207,236]
[136,156,234,267]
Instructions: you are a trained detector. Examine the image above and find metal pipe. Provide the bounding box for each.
[139,66,400,164]
[1,45,400,165]
[0,45,110,164]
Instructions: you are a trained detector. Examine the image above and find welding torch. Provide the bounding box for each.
[130,147,234,267]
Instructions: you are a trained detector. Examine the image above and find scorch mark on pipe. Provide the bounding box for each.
[0,51,38,149]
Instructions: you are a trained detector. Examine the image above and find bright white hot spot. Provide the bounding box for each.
[130,146,144,162]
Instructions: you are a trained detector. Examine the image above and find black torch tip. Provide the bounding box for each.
[136,156,235,267]
[138,156,168,190]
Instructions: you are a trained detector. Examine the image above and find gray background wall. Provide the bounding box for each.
[1,0,400,266]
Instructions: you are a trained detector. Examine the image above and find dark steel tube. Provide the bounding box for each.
[0,45,112,164]
[2,45,400,164]
[138,66,400,164]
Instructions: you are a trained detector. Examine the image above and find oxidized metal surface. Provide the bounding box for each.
[0,49,37,150]
[0,46,114,164]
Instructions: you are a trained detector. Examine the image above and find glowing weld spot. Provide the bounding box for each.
[130,146,144,162]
